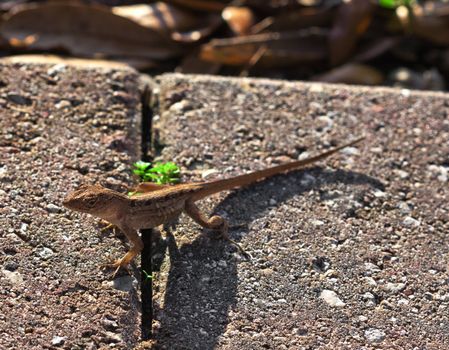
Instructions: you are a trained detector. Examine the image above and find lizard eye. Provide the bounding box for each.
[87,198,97,208]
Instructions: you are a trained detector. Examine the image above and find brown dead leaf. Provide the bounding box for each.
[200,30,327,67]
[329,0,374,66]
[312,63,384,85]
[0,2,182,61]
[258,6,334,32]
[409,3,449,46]
[353,37,400,62]
[112,2,222,43]
[222,6,255,36]
[161,0,227,12]
[178,49,221,74]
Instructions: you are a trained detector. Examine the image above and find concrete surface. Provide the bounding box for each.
[0,61,142,348]
[1,63,448,350]
[151,74,449,349]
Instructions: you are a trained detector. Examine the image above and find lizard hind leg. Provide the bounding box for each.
[103,226,144,278]
[184,200,249,258]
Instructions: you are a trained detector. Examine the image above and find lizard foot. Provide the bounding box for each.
[101,257,132,278]
[98,219,117,234]
[102,249,140,278]
[218,222,252,260]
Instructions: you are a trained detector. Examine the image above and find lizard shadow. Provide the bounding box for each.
[153,167,383,349]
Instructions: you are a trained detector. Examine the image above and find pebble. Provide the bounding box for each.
[402,217,420,228]
[51,336,66,346]
[427,165,448,182]
[320,289,345,307]
[394,169,409,179]
[363,277,377,286]
[1,269,24,285]
[364,262,381,274]
[364,328,385,343]
[300,173,316,186]
[362,292,377,307]
[47,64,67,76]
[109,275,137,292]
[312,220,325,227]
[384,282,406,293]
[201,169,219,179]
[398,202,411,214]
[102,318,119,331]
[55,100,71,109]
[7,93,32,105]
[38,247,54,259]
[104,331,122,343]
[46,203,61,213]
[169,100,192,113]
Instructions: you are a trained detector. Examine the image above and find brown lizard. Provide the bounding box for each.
[63,136,364,276]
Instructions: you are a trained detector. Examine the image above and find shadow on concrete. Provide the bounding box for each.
[153,167,383,349]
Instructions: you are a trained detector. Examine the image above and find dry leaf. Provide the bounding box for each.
[409,3,449,45]
[329,0,374,66]
[200,30,327,67]
[112,2,222,43]
[222,6,255,36]
[258,6,334,32]
[312,63,384,85]
[0,2,182,61]
[161,0,226,12]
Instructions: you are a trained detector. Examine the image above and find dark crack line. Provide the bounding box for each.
[140,83,153,341]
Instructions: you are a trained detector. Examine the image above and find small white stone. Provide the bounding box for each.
[364,328,385,343]
[217,260,227,268]
[269,198,277,205]
[320,289,345,307]
[55,100,71,109]
[46,203,61,213]
[363,277,377,286]
[169,100,190,113]
[47,64,66,76]
[51,336,66,346]
[300,173,316,186]
[2,269,24,285]
[364,262,381,273]
[394,169,409,179]
[402,217,420,228]
[398,202,411,214]
[400,89,410,97]
[373,190,386,198]
[312,220,325,227]
[384,282,406,293]
[201,169,219,179]
[38,247,54,259]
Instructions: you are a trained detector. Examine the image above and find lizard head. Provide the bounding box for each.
[63,184,125,220]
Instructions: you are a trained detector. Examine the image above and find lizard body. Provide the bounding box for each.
[63,136,364,276]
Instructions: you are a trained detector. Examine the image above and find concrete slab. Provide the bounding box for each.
[151,74,449,349]
[0,61,142,348]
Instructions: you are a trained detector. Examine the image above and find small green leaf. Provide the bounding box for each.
[142,270,153,281]
[378,0,413,8]
[132,160,180,185]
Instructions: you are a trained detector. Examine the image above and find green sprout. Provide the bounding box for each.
[142,269,153,281]
[378,0,414,9]
[132,161,180,185]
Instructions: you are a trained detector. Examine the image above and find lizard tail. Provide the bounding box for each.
[191,136,365,201]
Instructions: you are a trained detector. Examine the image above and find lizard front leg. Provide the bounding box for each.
[105,224,143,278]
[184,200,249,257]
